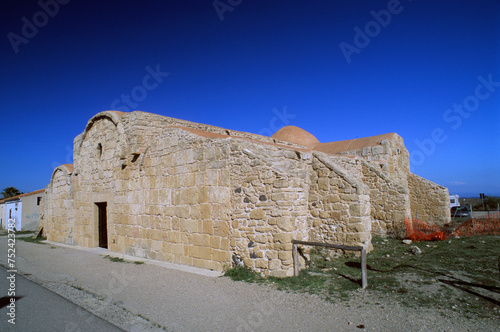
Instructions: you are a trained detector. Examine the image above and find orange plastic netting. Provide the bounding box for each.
[404,213,500,242]
[452,213,500,238]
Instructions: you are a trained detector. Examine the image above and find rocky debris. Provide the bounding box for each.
[409,246,422,255]
[347,322,366,329]
[402,239,412,245]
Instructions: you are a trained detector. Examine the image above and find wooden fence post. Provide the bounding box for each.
[292,240,368,289]
[292,243,299,277]
[361,248,367,289]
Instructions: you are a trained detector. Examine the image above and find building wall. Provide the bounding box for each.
[44,167,73,243]
[5,200,22,230]
[0,203,5,229]
[115,128,233,271]
[361,160,411,234]
[408,173,450,225]
[317,133,450,229]
[41,110,451,274]
[325,133,410,188]
[229,139,311,277]
[46,115,235,271]
[308,153,371,248]
[20,192,44,231]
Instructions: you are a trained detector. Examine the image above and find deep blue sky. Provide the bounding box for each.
[1,0,499,198]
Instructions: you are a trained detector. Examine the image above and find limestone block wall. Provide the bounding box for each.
[74,117,233,270]
[43,166,73,244]
[382,134,411,187]
[71,115,121,248]
[408,173,450,225]
[119,111,306,153]
[229,139,310,277]
[360,160,411,234]
[308,153,372,248]
[42,110,452,275]
[333,134,410,188]
[118,131,231,271]
[46,112,307,273]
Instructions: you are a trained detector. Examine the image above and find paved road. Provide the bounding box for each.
[0,266,123,332]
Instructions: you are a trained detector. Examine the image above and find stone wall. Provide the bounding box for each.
[41,112,374,275]
[74,116,233,270]
[317,132,449,230]
[43,165,73,244]
[42,110,451,275]
[118,111,307,155]
[318,133,410,188]
[308,153,371,248]
[361,160,411,234]
[229,139,310,277]
[43,112,317,274]
[408,173,450,225]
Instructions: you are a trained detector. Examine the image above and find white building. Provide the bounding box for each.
[0,189,45,231]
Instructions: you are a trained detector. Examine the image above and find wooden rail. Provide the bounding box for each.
[291,239,368,289]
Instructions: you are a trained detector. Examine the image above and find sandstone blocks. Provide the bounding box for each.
[41,111,450,276]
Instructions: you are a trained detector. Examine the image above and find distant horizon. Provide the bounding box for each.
[454,194,499,199]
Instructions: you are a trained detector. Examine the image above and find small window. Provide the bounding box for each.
[97,143,103,158]
[37,197,42,206]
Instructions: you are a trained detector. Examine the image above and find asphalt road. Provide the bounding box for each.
[0,266,123,332]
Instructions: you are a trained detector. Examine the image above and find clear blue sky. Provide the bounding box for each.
[1,0,499,198]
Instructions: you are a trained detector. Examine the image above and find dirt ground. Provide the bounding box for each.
[0,235,498,331]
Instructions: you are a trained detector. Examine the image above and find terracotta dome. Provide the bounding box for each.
[271,126,320,149]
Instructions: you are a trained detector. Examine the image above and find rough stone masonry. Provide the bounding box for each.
[41,110,450,276]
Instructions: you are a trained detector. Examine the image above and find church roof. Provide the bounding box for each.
[271,126,321,149]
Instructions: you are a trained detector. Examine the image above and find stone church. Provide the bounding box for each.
[41,110,450,276]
